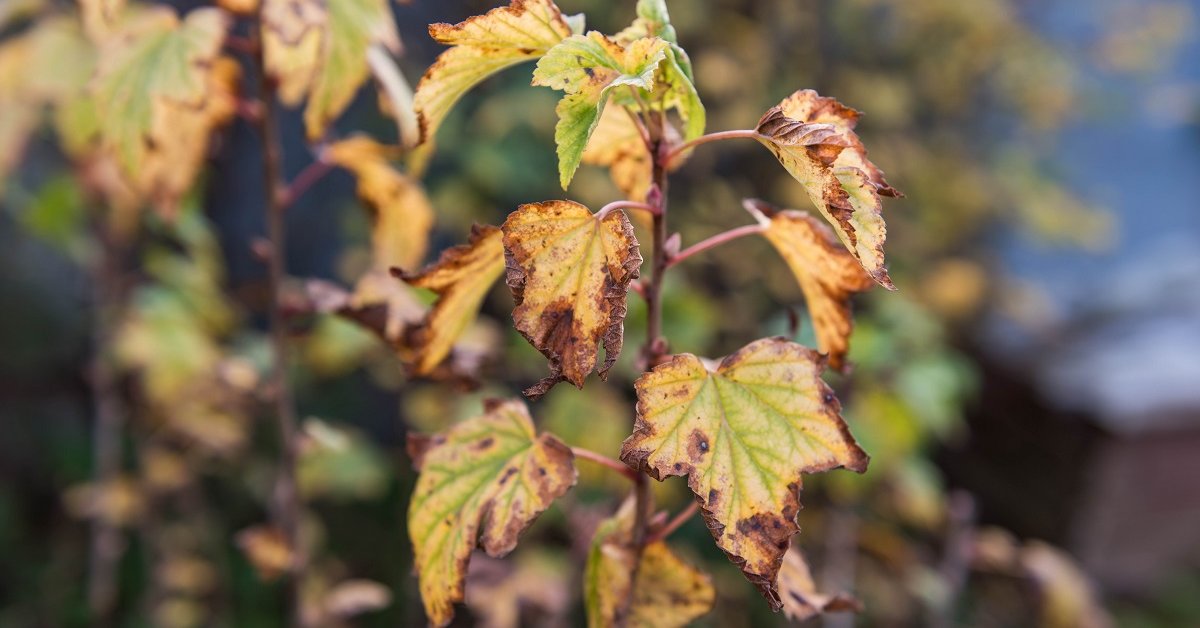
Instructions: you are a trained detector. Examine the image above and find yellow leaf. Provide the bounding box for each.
[93,7,227,171]
[777,544,860,622]
[585,498,716,627]
[79,0,125,42]
[620,337,868,607]
[261,0,326,106]
[579,104,685,201]
[326,136,433,271]
[413,0,573,145]
[397,225,506,375]
[407,399,577,627]
[236,525,293,582]
[501,200,642,396]
[755,90,899,288]
[747,199,874,370]
[216,0,258,16]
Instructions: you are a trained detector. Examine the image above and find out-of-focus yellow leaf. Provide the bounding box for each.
[1020,542,1112,628]
[298,418,390,501]
[302,0,401,140]
[407,399,576,627]
[216,0,258,16]
[501,200,642,397]
[532,33,669,188]
[63,476,145,526]
[261,0,325,105]
[412,0,573,145]
[777,544,860,622]
[79,0,125,42]
[748,199,874,370]
[585,498,715,627]
[621,337,868,608]
[236,525,293,582]
[326,136,433,270]
[397,224,505,375]
[92,7,228,176]
[755,90,899,288]
[464,551,570,628]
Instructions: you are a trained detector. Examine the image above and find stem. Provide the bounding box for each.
[663,129,763,168]
[666,223,766,270]
[279,157,333,210]
[930,491,976,628]
[87,230,126,624]
[251,16,305,627]
[570,447,638,482]
[595,200,658,220]
[647,500,699,544]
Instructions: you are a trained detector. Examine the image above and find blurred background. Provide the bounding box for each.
[1,0,1198,626]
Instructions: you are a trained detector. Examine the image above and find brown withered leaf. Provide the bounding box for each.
[407,399,577,627]
[502,200,642,397]
[412,0,574,145]
[585,498,716,627]
[326,136,433,271]
[755,89,899,288]
[396,225,506,375]
[620,337,868,608]
[777,544,860,622]
[746,199,874,371]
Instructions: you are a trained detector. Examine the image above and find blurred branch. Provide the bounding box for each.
[663,129,763,168]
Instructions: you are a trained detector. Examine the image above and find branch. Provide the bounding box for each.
[666,223,766,270]
[646,500,700,544]
[250,12,307,627]
[279,155,334,210]
[595,200,658,220]
[570,447,638,482]
[663,129,763,168]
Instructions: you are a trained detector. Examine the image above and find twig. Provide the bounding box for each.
[647,500,700,544]
[930,491,977,628]
[665,223,766,269]
[86,229,127,623]
[662,129,763,168]
[250,13,306,627]
[595,200,658,220]
[279,157,334,210]
[570,447,638,482]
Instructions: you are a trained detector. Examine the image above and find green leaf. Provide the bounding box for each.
[532,33,669,188]
[620,337,869,608]
[407,399,577,627]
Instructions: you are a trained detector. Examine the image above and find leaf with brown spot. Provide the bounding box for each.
[397,225,506,375]
[501,200,642,397]
[326,136,433,271]
[620,337,868,608]
[412,0,573,145]
[778,544,860,622]
[754,89,899,288]
[408,399,576,627]
[584,498,716,627]
[746,199,874,371]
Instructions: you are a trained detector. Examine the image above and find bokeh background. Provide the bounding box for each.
[1,0,1198,626]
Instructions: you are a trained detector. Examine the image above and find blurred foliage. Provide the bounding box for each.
[0,0,1196,626]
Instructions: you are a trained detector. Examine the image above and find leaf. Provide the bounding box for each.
[235,525,293,582]
[92,7,228,176]
[580,104,685,201]
[413,0,574,145]
[746,199,874,371]
[755,90,899,288]
[407,399,577,627]
[261,0,400,140]
[585,498,716,627]
[613,1,705,141]
[533,33,669,188]
[501,200,642,397]
[396,225,506,375]
[326,136,433,271]
[620,337,869,608]
[777,544,860,622]
[79,0,125,41]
